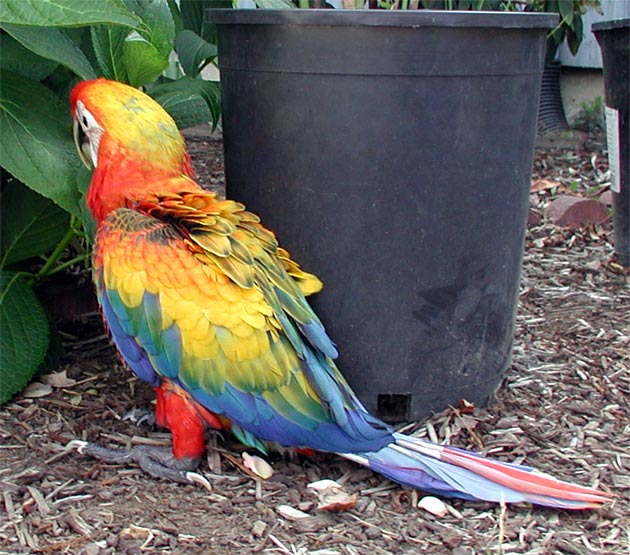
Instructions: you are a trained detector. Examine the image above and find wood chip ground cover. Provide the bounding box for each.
[1,132,628,555]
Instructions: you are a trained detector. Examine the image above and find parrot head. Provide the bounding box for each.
[70,79,195,221]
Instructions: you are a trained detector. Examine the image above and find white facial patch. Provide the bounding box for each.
[74,100,104,168]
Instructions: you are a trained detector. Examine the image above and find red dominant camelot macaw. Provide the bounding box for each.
[68,78,611,509]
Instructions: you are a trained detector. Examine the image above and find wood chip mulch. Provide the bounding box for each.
[1,131,628,555]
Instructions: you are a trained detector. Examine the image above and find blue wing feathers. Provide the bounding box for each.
[301,321,338,360]
[100,289,161,386]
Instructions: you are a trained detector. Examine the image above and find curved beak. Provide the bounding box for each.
[73,118,94,170]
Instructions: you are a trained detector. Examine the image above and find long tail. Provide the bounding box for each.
[340,433,612,509]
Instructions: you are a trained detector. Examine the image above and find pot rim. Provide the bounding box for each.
[592,18,630,33]
[206,8,558,30]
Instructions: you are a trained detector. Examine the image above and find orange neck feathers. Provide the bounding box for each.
[86,133,197,222]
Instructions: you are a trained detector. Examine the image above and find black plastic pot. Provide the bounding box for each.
[593,19,630,268]
[207,9,557,421]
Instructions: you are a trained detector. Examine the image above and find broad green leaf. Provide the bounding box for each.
[547,23,565,48]
[149,77,221,129]
[167,0,183,36]
[0,271,49,404]
[180,0,230,43]
[0,71,82,216]
[155,90,211,129]
[179,0,207,37]
[558,0,574,25]
[0,33,59,81]
[566,15,583,55]
[76,166,96,242]
[1,179,70,268]
[1,23,97,80]
[545,0,559,14]
[91,25,130,82]
[175,29,217,77]
[124,0,175,59]
[123,34,169,87]
[0,0,141,28]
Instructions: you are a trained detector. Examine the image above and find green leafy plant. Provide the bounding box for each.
[573,96,605,133]
[522,0,603,60]
[0,0,223,403]
[0,176,89,403]
[372,0,505,11]
[278,0,602,59]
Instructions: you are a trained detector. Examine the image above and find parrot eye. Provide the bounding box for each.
[73,101,103,170]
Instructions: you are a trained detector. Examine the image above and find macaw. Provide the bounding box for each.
[68,78,611,509]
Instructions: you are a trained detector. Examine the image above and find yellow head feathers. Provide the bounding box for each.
[71,78,190,174]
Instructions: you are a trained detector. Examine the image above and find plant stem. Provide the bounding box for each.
[44,254,90,277]
[35,227,77,280]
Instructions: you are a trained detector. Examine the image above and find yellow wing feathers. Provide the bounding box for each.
[96,191,323,396]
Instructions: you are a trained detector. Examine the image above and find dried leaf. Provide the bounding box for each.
[307,479,341,493]
[308,479,357,512]
[276,504,310,520]
[41,370,77,388]
[316,491,358,512]
[531,178,562,193]
[242,452,273,479]
[22,382,53,398]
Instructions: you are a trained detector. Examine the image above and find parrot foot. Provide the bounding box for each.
[68,440,211,491]
[122,407,156,427]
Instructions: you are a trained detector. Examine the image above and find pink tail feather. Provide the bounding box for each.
[341,433,612,509]
[436,442,609,507]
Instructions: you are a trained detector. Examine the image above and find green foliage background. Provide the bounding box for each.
[0,0,225,403]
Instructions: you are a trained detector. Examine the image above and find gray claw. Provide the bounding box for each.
[186,471,212,492]
[67,439,89,454]
[122,408,156,427]
[68,440,207,487]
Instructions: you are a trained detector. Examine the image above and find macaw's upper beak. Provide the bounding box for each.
[73,118,94,170]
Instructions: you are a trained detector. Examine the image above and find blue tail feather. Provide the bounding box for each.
[344,433,612,509]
